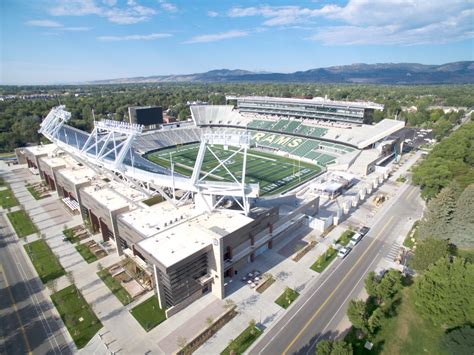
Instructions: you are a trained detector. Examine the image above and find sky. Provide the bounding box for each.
[1,0,473,85]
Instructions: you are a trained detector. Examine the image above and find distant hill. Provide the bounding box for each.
[89,61,474,85]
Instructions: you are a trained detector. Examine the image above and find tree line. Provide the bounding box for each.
[1,83,473,152]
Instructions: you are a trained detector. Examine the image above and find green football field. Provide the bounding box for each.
[145,143,323,196]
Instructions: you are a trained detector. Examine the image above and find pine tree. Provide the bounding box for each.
[450,184,474,248]
[410,237,450,272]
[414,257,474,328]
[419,184,458,239]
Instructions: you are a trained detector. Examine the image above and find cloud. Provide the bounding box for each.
[49,0,157,24]
[61,26,92,31]
[185,30,249,43]
[158,0,177,13]
[97,32,172,41]
[226,1,474,45]
[26,19,63,27]
[207,11,219,17]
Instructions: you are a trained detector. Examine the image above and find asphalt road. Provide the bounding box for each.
[0,213,72,355]
[250,182,422,355]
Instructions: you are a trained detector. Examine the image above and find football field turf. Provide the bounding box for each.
[145,143,323,196]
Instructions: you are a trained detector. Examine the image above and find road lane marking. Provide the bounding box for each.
[282,215,396,355]
[0,264,33,355]
[304,252,381,355]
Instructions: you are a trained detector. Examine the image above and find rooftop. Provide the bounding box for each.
[57,164,96,185]
[227,95,384,110]
[23,144,57,156]
[82,180,146,210]
[137,211,253,268]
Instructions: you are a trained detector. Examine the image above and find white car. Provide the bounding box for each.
[349,233,363,247]
[337,247,352,258]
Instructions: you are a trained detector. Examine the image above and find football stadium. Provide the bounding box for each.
[16,95,405,316]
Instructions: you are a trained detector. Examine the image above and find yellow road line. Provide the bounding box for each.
[283,215,395,354]
[0,264,32,355]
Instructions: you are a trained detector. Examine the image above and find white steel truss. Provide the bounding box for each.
[39,106,259,215]
[39,105,71,141]
[191,133,253,214]
[80,119,143,170]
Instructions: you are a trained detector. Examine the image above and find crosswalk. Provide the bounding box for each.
[385,243,401,262]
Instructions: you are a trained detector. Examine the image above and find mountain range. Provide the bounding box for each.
[90,61,474,85]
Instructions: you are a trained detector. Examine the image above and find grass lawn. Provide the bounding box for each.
[346,287,446,355]
[51,285,102,349]
[403,221,420,249]
[0,188,19,208]
[76,244,98,264]
[310,246,338,273]
[24,239,65,283]
[145,143,322,196]
[97,270,132,305]
[26,184,47,200]
[275,288,299,309]
[337,230,355,246]
[221,325,263,355]
[0,177,5,186]
[130,296,166,331]
[7,210,37,237]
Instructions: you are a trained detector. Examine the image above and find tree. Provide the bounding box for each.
[441,325,474,355]
[315,339,352,355]
[315,339,333,355]
[419,184,458,239]
[249,319,256,336]
[330,340,352,355]
[414,257,474,328]
[450,184,474,248]
[97,262,104,273]
[364,271,379,298]
[367,308,384,334]
[410,237,451,272]
[347,300,369,335]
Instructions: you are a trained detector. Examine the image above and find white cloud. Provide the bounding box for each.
[97,32,172,41]
[50,0,157,24]
[227,1,474,45]
[61,26,92,31]
[185,30,249,44]
[26,19,63,27]
[207,11,219,17]
[158,0,177,13]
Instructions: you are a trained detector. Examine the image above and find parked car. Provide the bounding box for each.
[359,226,370,236]
[349,233,363,247]
[337,247,352,258]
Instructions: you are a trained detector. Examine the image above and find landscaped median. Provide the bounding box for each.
[0,188,19,208]
[310,246,338,273]
[130,296,166,331]
[336,230,355,247]
[221,322,262,355]
[7,209,37,237]
[24,239,66,283]
[98,269,132,305]
[51,285,102,349]
[275,287,300,309]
